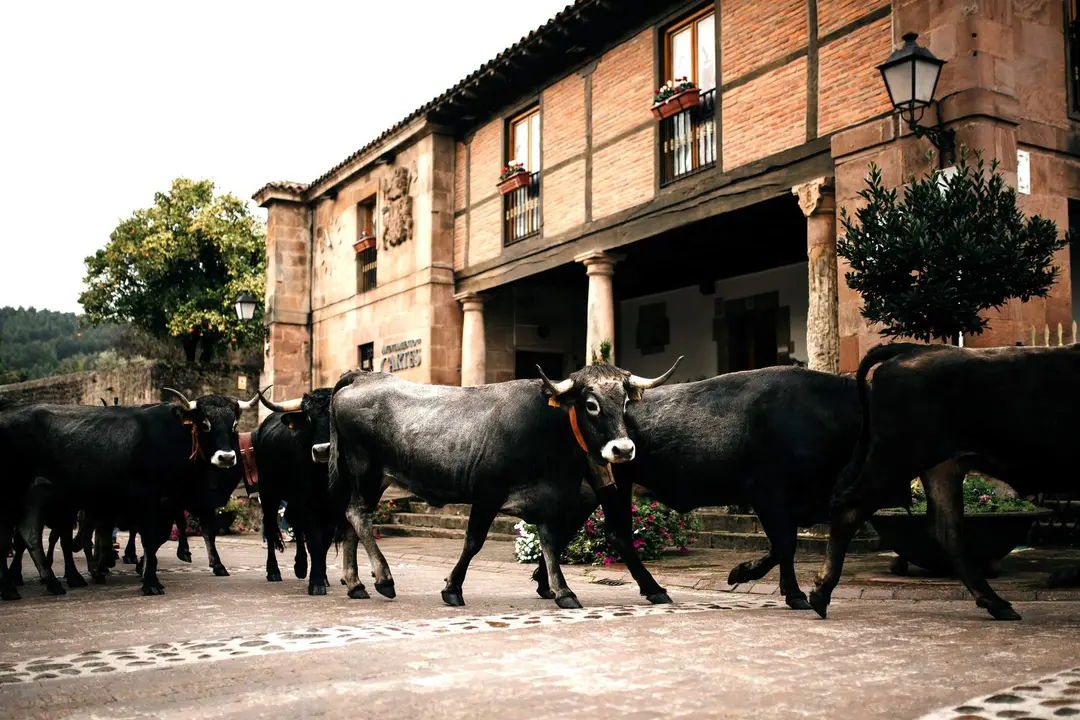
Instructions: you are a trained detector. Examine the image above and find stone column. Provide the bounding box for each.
[793,177,839,374]
[455,292,487,386]
[576,250,623,365]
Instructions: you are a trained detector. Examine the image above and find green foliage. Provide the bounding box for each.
[890,474,1038,514]
[590,339,613,365]
[837,152,1068,343]
[515,500,701,566]
[372,499,398,525]
[79,178,266,363]
[0,306,128,382]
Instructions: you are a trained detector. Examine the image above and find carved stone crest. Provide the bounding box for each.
[381,165,415,249]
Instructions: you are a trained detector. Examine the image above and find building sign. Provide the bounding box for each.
[1017,149,1031,195]
[237,375,248,391]
[381,339,422,373]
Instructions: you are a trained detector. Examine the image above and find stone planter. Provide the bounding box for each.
[497,171,531,195]
[353,235,375,254]
[651,88,701,120]
[870,509,1052,578]
[214,510,237,535]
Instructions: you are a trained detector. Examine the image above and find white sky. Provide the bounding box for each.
[0,0,569,313]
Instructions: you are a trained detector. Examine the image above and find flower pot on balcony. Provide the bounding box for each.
[353,235,376,254]
[652,87,701,120]
[497,171,532,195]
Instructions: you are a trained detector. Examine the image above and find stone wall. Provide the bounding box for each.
[0,361,265,432]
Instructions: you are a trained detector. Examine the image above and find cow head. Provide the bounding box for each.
[538,357,682,464]
[161,387,259,469]
[258,388,333,463]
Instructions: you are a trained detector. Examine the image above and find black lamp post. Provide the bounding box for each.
[878,32,955,168]
[234,291,258,321]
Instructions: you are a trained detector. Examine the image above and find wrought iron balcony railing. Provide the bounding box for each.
[660,88,716,186]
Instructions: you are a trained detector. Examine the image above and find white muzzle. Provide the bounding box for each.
[210,450,237,468]
[311,443,331,463]
[601,438,636,464]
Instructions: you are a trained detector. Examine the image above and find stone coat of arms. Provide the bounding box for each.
[381,165,415,250]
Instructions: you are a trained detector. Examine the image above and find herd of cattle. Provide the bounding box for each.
[1,341,1075,622]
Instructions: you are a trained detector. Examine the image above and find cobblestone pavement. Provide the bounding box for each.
[2,534,1079,719]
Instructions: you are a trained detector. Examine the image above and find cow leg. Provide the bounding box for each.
[305,526,329,596]
[727,551,779,585]
[340,526,369,599]
[175,511,192,563]
[123,531,138,564]
[593,482,670,604]
[293,531,308,580]
[201,519,229,576]
[0,523,21,600]
[18,491,65,596]
[139,525,167,596]
[90,524,111,583]
[9,534,26,587]
[59,522,88,589]
[262,495,283,582]
[537,524,581,609]
[346,505,394,598]
[533,503,595,600]
[46,526,60,568]
[440,501,500,607]
[751,506,809,610]
[924,461,1020,621]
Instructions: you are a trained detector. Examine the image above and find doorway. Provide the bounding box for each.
[515,350,564,381]
[714,291,792,374]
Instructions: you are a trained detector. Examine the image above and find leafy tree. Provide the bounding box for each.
[837,152,1068,344]
[79,178,265,363]
[0,306,128,382]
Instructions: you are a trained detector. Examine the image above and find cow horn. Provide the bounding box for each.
[161,387,197,411]
[628,356,684,390]
[100,398,108,407]
[537,365,574,396]
[258,388,303,414]
[238,385,270,411]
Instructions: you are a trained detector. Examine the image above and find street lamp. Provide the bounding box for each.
[234,291,258,321]
[878,32,955,168]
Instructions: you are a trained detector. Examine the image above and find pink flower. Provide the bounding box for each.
[602,556,615,567]
[650,501,658,509]
[633,539,645,549]
[679,546,689,554]
[647,515,655,523]
[979,494,992,504]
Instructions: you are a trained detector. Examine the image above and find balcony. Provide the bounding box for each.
[504,171,540,245]
[660,88,716,186]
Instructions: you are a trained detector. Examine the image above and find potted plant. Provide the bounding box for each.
[214,496,242,535]
[652,77,700,120]
[497,161,531,195]
[353,230,376,254]
[872,474,1051,578]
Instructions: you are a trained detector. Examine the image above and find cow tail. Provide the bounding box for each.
[831,342,924,508]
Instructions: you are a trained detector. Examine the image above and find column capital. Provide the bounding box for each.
[454,291,486,311]
[575,250,625,276]
[792,176,836,217]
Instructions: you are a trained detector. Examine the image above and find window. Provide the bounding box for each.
[1069,1,1080,118]
[355,197,377,293]
[504,106,541,244]
[358,342,374,372]
[660,7,717,184]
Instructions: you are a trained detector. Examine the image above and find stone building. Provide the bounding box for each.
[255,0,1080,404]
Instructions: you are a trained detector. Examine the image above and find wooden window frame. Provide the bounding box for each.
[355,196,378,294]
[507,105,541,173]
[1066,0,1080,121]
[663,5,714,88]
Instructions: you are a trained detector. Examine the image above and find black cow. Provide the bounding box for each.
[330,360,680,608]
[253,388,332,594]
[810,342,1080,621]
[530,366,867,610]
[0,388,258,599]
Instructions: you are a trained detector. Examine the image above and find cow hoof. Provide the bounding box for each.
[135,558,144,576]
[646,592,672,605]
[889,557,909,576]
[786,595,813,610]
[441,590,465,607]
[308,584,327,596]
[727,565,746,585]
[375,579,396,599]
[212,565,230,577]
[91,573,107,585]
[142,585,165,596]
[1,588,20,601]
[123,554,137,565]
[987,603,1022,621]
[12,575,24,587]
[45,578,66,596]
[536,587,555,600]
[555,594,582,610]
[348,585,370,600]
[808,591,829,619]
[294,562,308,580]
[66,573,88,589]
[177,550,192,564]
[267,572,282,582]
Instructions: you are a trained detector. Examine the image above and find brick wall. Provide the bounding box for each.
[721,0,806,83]
[723,58,808,170]
[818,16,892,136]
[591,29,653,147]
[483,285,515,384]
[543,73,586,167]
[592,127,655,218]
[818,0,883,37]
[466,120,503,260]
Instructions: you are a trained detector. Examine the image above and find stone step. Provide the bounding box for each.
[374,524,517,543]
[694,512,877,538]
[388,512,520,535]
[696,530,880,554]
[407,502,472,516]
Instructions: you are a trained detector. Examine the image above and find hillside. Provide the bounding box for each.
[0,307,128,384]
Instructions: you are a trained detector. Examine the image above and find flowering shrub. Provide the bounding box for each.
[514,500,700,566]
[499,161,527,182]
[894,474,1038,514]
[372,499,397,525]
[653,77,697,105]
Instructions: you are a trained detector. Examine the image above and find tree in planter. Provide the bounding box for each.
[837,152,1068,344]
[80,178,266,363]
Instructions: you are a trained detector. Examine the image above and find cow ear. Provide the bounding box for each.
[172,406,198,423]
[626,386,644,402]
[281,411,306,431]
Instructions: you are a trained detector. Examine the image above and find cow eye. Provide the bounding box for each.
[624,397,629,412]
[585,397,600,416]
[200,419,211,432]
[232,421,239,433]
